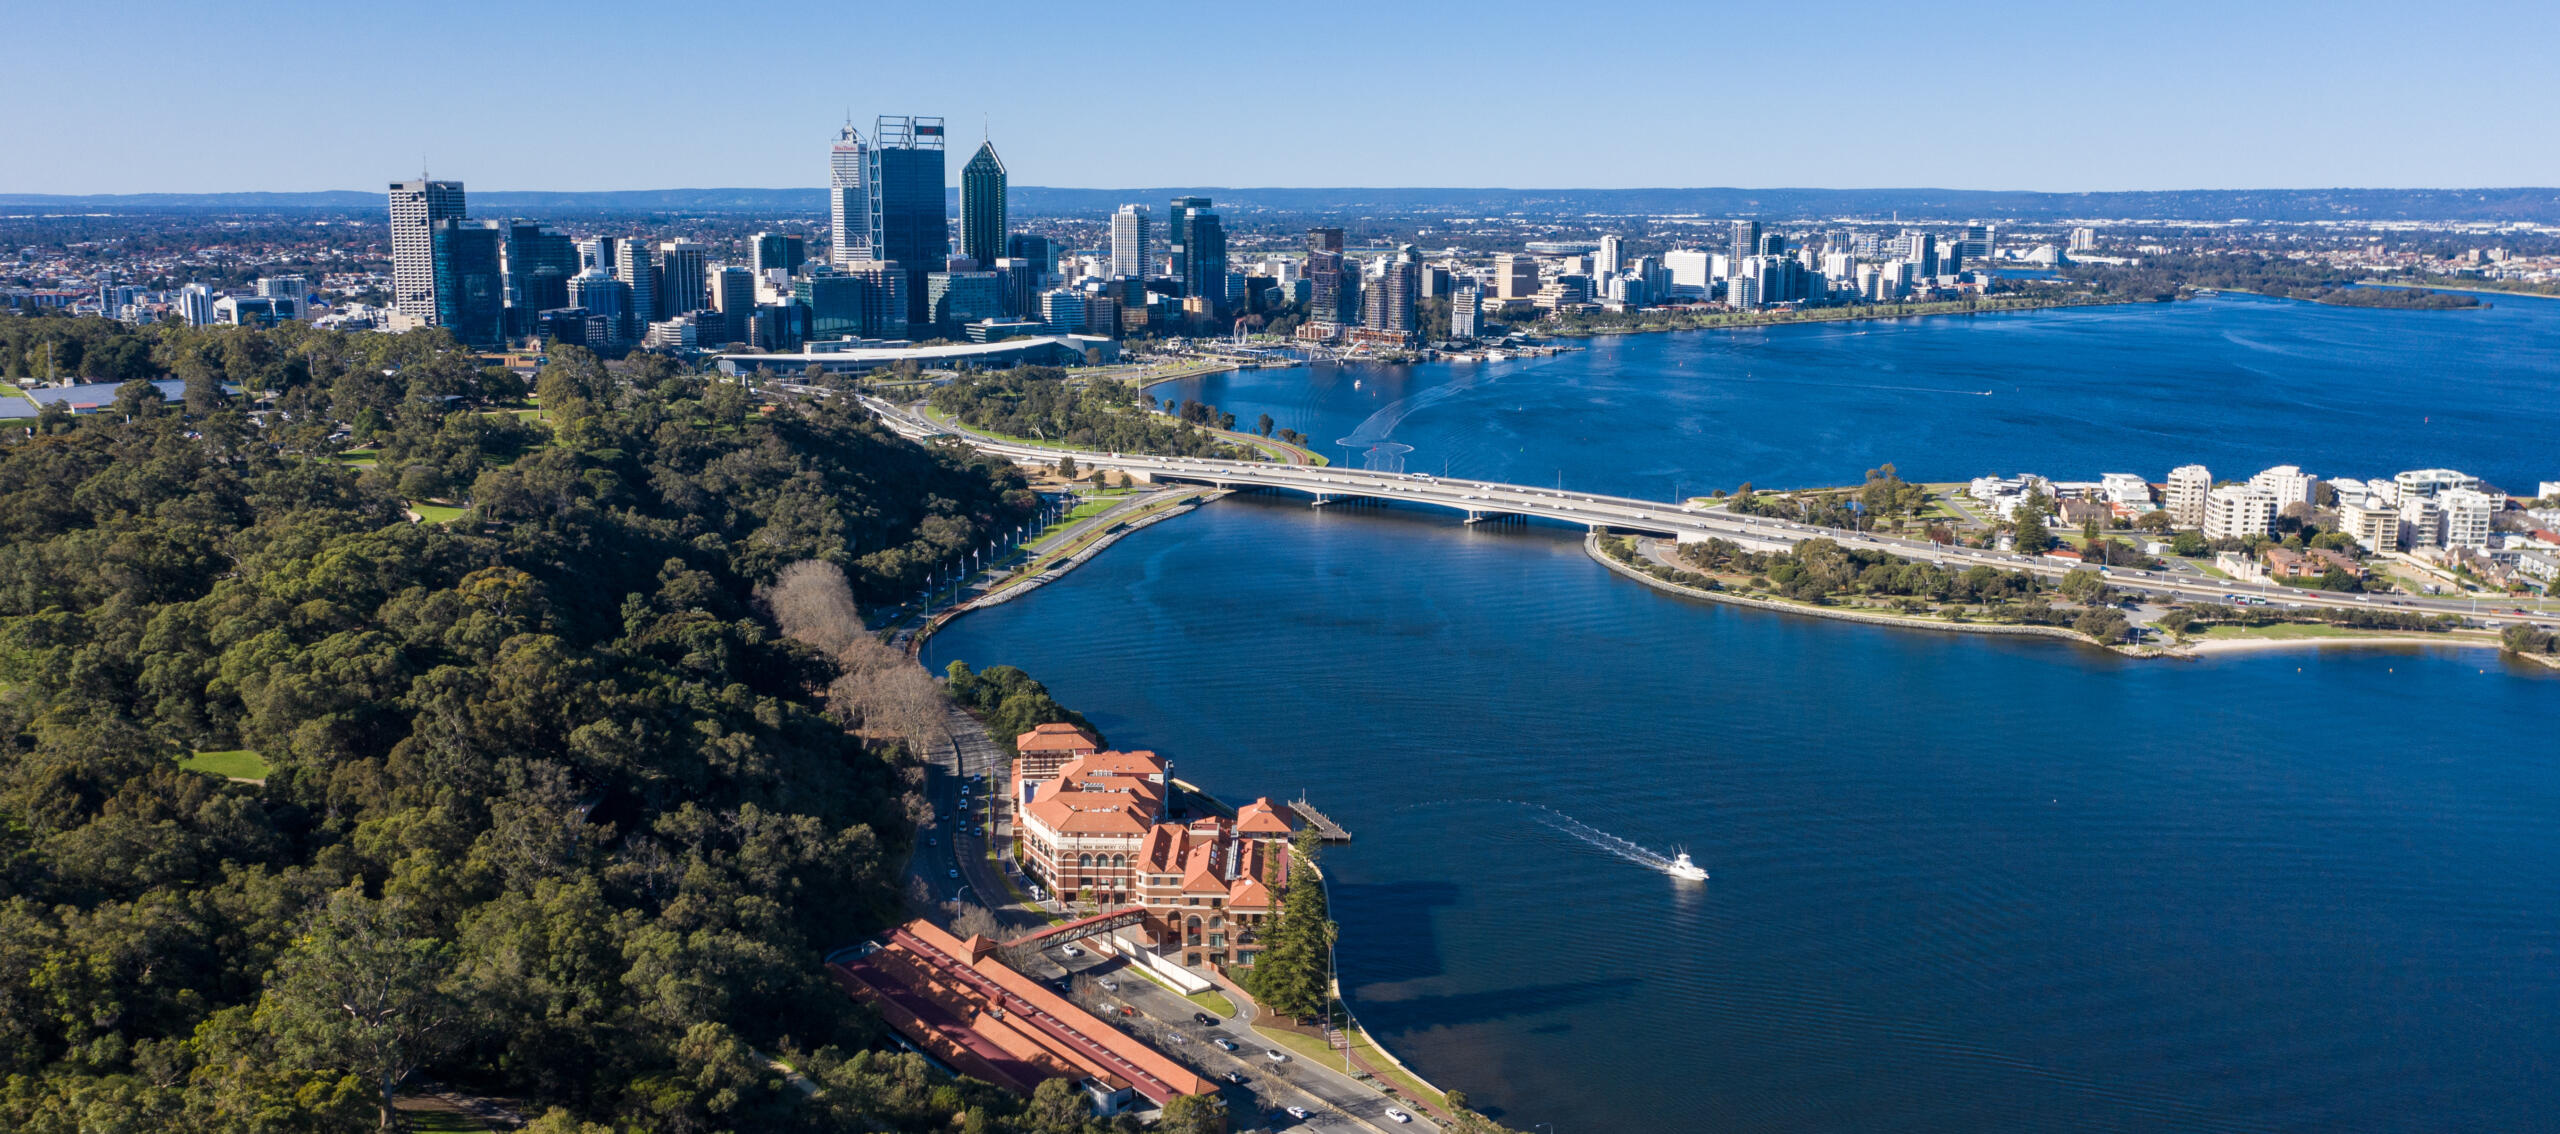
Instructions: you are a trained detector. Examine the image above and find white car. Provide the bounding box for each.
[1099,979,1118,991]
[1384,1107,1412,1123]
[1265,1049,1288,1062]
[1286,1106,1311,1119]
[1061,946,1084,958]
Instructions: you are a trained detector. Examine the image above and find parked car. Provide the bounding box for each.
[1265,1049,1288,1063]
[1285,1107,1311,1120]
[1214,1038,1238,1052]
[1384,1107,1412,1123]
[1194,1012,1221,1026]
[1224,1071,1248,1085]
[1061,946,1084,958]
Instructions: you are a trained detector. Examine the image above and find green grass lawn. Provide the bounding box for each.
[178,749,270,781]
[409,503,468,524]
[1252,1021,1445,1108]
[1188,989,1238,1017]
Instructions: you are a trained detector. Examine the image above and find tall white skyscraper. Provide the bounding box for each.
[614,241,657,331]
[1111,205,1152,278]
[388,178,465,322]
[829,122,870,266]
[1595,234,1624,280]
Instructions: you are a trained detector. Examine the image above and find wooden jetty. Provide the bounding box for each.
[1288,795,1353,842]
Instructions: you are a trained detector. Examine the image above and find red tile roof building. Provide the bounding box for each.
[1012,742,1297,970]
[828,918,1215,1109]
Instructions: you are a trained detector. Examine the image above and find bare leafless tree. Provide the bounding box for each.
[756,560,866,657]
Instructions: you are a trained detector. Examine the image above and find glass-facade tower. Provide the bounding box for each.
[959,140,1007,270]
[868,116,948,327]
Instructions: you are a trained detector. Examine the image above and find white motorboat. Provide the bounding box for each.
[1666,852,1708,881]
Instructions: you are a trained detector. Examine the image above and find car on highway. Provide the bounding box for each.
[1265,1049,1288,1062]
[1285,1106,1311,1120]
[1384,1106,1412,1123]
[1214,1038,1238,1051]
[1224,1071,1248,1085]
[1195,1012,1222,1026]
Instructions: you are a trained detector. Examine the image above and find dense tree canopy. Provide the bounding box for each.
[0,317,1170,1132]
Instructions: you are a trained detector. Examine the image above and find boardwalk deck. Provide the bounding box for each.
[1288,795,1353,842]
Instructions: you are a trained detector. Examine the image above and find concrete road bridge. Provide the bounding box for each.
[857,395,2527,625]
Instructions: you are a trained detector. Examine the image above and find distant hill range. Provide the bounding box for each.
[5,186,2556,223]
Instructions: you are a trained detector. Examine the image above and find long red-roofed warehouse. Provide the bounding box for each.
[827,918,1217,1117]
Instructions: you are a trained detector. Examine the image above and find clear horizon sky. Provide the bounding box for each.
[8,1,2556,195]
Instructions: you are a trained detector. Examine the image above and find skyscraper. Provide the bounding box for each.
[711,266,755,346]
[389,178,466,323]
[828,122,869,266]
[503,221,578,336]
[613,241,657,340]
[1728,219,1760,269]
[1111,205,1153,279]
[752,232,807,276]
[1362,245,1420,341]
[1595,234,1624,281]
[430,219,505,347]
[1449,281,1480,339]
[1305,227,1354,331]
[1168,197,1226,314]
[960,140,1008,270]
[1958,224,1995,263]
[656,242,710,318]
[868,116,948,327]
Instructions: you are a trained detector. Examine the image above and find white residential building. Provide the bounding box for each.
[2338,496,2402,553]
[2438,488,2495,550]
[2203,485,2278,542]
[1111,205,1152,279]
[2165,464,2213,527]
[2099,473,2153,507]
[2399,496,2444,549]
[2538,481,2560,501]
[2395,468,2480,499]
[1663,249,1713,297]
[2248,465,2318,508]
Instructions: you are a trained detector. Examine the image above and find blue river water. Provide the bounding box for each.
[931,295,2560,1132]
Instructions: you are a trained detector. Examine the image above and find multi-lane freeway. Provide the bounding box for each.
[859,395,2536,627]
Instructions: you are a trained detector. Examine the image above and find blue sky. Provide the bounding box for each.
[7,1,2554,194]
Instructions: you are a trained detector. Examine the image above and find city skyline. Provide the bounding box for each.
[7,1,2559,195]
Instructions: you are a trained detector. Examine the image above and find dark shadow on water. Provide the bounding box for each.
[1357,977,1632,1032]
[1331,880,1458,985]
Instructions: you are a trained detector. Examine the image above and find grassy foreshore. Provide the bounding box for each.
[1542,291,2134,337]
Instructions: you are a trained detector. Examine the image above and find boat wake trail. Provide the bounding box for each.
[1401,798,1705,880]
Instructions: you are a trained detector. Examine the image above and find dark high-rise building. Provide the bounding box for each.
[430,219,505,347]
[928,271,1004,336]
[752,232,807,276]
[1305,227,1354,329]
[656,242,710,319]
[795,263,908,343]
[1006,232,1054,275]
[503,221,578,338]
[1168,197,1226,313]
[710,266,755,346]
[1728,219,1761,268]
[959,140,1007,270]
[868,116,949,327]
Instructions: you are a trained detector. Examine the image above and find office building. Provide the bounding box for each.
[927,271,1004,337]
[1111,205,1152,279]
[752,232,807,276]
[430,219,505,347]
[577,236,617,273]
[1168,197,1225,312]
[255,275,309,304]
[1728,219,1760,268]
[2069,227,2097,253]
[1492,253,1540,299]
[1038,288,1087,334]
[1595,234,1624,280]
[828,122,869,265]
[1450,281,1480,338]
[869,116,949,326]
[1006,233,1055,276]
[959,140,1007,269]
[172,283,216,327]
[1958,224,1995,262]
[1726,269,1761,311]
[656,242,710,319]
[710,266,755,346]
[2203,485,2279,542]
[389,178,466,323]
[613,242,657,340]
[567,271,629,325]
[2165,464,2213,527]
[1664,249,1712,296]
[503,222,577,336]
[213,295,294,327]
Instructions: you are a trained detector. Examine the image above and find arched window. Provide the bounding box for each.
[1187,915,1203,928]
[1078,854,1092,868]
[1110,854,1125,869]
